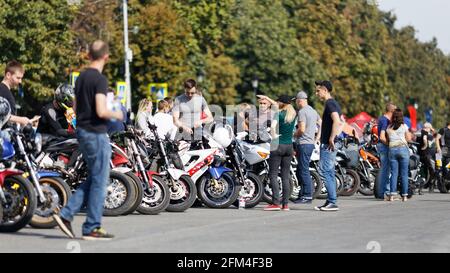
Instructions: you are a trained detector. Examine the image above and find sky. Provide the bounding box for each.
[376,0,450,55]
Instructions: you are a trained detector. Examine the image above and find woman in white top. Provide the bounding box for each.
[386,109,412,201]
[135,98,153,137]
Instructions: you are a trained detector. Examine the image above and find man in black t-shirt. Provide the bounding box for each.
[53,40,123,241]
[418,123,435,190]
[314,80,343,212]
[0,60,37,126]
[437,122,450,177]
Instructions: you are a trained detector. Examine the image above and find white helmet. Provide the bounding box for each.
[213,126,233,148]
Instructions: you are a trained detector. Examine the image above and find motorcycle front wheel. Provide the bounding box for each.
[0,176,37,233]
[29,176,72,229]
[197,172,240,208]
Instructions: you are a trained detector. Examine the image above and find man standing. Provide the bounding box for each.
[436,122,450,180]
[418,122,435,192]
[173,79,213,142]
[53,40,123,240]
[314,80,343,212]
[0,60,36,126]
[293,91,321,204]
[377,103,396,199]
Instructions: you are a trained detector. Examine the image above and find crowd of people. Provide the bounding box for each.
[1,40,449,241]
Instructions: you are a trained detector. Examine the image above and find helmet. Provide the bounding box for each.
[0,97,11,128]
[213,126,233,148]
[54,83,75,109]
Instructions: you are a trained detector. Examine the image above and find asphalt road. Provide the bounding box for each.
[1,193,450,253]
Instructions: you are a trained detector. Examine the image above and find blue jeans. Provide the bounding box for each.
[377,143,391,197]
[319,144,338,204]
[60,128,111,235]
[389,146,409,196]
[296,144,315,199]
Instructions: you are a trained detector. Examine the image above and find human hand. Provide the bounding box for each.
[328,138,336,151]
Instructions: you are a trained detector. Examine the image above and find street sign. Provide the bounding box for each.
[70,72,80,87]
[148,83,168,102]
[116,81,127,106]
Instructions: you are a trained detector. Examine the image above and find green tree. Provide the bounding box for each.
[229,0,323,104]
[0,0,77,115]
[129,1,192,100]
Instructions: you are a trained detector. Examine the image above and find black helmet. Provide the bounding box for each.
[0,97,11,128]
[54,83,75,109]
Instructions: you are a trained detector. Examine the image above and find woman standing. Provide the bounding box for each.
[135,98,153,137]
[386,109,412,201]
[259,95,297,211]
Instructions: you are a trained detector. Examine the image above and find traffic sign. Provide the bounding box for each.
[116,81,127,106]
[148,83,168,102]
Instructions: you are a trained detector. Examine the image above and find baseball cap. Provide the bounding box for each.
[315,80,333,92]
[295,91,308,100]
[276,95,293,104]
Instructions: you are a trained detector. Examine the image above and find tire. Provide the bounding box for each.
[232,172,264,208]
[438,175,449,193]
[339,169,361,197]
[137,175,170,215]
[166,175,197,212]
[0,176,37,233]
[262,175,294,204]
[29,177,72,229]
[0,204,3,225]
[103,171,138,217]
[123,172,144,215]
[311,170,323,199]
[374,172,384,199]
[197,172,240,208]
[317,174,344,199]
[358,170,377,196]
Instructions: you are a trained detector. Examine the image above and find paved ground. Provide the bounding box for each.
[1,192,450,253]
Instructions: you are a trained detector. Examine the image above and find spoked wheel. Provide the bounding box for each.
[339,169,361,197]
[166,175,197,212]
[30,177,72,229]
[0,176,37,233]
[137,175,170,215]
[232,172,264,208]
[262,175,294,204]
[103,171,138,217]
[197,172,240,208]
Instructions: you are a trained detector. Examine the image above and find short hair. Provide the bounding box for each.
[88,40,109,61]
[5,60,24,76]
[157,100,169,111]
[184,79,197,90]
[163,97,173,104]
[385,102,396,113]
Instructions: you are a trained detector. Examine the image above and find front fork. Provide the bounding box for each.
[17,135,46,203]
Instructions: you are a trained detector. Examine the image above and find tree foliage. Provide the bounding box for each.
[0,0,448,127]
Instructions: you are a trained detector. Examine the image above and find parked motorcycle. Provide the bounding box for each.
[0,133,37,232]
[35,135,139,217]
[7,125,72,228]
[436,153,450,193]
[178,130,241,208]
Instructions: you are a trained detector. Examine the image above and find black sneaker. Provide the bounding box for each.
[320,203,339,212]
[293,198,312,204]
[314,201,329,211]
[53,214,75,239]
[82,228,114,241]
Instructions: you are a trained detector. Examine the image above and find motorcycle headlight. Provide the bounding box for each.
[34,133,42,154]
